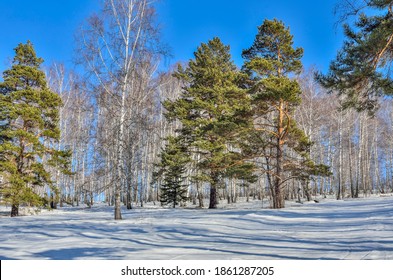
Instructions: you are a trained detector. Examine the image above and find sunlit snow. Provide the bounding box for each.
[1,196,393,260]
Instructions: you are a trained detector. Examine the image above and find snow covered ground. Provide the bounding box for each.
[1,196,393,260]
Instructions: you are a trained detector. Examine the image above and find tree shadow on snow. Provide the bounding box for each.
[34,247,142,260]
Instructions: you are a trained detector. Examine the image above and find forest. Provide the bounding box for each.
[1,0,393,219]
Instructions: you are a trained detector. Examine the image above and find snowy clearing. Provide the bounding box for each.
[1,196,393,260]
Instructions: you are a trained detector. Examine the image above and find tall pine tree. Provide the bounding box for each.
[0,41,70,217]
[165,37,253,209]
[242,19,328,208]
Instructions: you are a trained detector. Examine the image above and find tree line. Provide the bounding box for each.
[1,0,393,218]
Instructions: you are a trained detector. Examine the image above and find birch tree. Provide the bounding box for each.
[77,0,163,219]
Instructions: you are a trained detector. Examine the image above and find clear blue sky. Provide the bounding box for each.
[0,0,342,74]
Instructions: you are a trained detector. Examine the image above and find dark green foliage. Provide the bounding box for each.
[317,1,393,113]
[0,41,71,216]
[242,19,303,79]
[154,136,190,208]
[164,37,254,208]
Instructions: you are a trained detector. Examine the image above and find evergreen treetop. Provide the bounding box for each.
[242,18,303,78]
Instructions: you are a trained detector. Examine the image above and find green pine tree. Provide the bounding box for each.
[0,41,71,217]
[242,19,329,208]
[154,136,190,208]
[316,1,393,113]
[165,37,253,209]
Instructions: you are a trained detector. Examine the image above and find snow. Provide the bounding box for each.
[1,196,393,260]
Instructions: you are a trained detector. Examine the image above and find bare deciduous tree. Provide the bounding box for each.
[77,0,164,219]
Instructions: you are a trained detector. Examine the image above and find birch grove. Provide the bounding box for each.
[51,59,393,214]
[75,0,164,219]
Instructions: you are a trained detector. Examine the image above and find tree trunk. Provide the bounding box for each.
[274,100,285,209]
[114,89,126,220]
[209,173,219,209]
[337,110,343,200]
[209,185,217,209]
[196,181,204,208]
[126,185,132,210]
[304,180,312,201]
[11,204,19,217]
[349,133,355,198]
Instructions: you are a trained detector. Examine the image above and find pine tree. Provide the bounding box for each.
[0,41,70,217]
[242,19,328,208]
[154,136,189,208]
[165,37,253,209]
[316,1,393,113]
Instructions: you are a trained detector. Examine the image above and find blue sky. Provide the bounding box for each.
[0,0,342,74]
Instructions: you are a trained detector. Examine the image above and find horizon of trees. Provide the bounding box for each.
[1,0,393,218]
